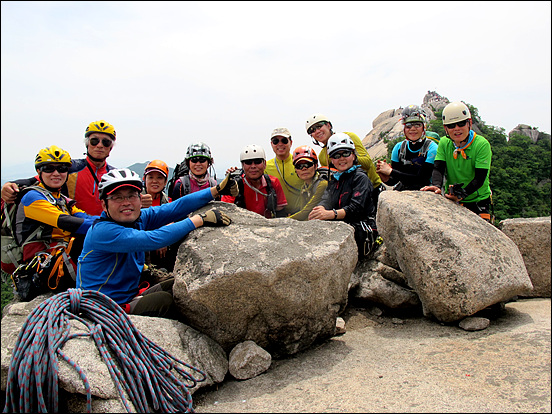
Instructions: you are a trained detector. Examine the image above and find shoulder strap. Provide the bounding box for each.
[180,175,191,196]
[398,140,409,163]
[420,138,432,158]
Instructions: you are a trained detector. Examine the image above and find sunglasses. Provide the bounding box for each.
[445,120,468,129]
[189,157,208,164]
[40,164,69,173]
[295,161,315,170]
[329,150,352,159]
[271,137,290,145]
[405,122,424,129]
[89,137,113,147]
[307,122,327,135]
[242,158,264,165]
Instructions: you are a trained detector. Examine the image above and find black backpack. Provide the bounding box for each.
[167,161,190,198]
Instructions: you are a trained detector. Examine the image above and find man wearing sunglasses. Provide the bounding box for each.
[1,120,153,216]
[376,105,438,191]
[305,113,383,211]
[265,127,303,215]
[421,101,493,222]
[221,144,287,218]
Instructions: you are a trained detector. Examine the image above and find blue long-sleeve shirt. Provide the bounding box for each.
[77,188,213,304]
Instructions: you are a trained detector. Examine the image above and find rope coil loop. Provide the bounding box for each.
[3,288,206,413]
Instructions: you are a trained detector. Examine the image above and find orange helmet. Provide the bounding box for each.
[292,145,318,166]
[144,159,169,178]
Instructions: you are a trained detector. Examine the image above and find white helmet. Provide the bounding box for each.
[240,144,266,162]
[442,101,471,125]
[98,168,143,199]
[327,133,355,157]
[305,113,331,133]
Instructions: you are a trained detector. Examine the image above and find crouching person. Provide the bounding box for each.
[76,168,237,318]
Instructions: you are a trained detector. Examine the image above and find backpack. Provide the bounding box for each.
[167,160,190,198]
[398,138,433,166]
[1,185,77,301]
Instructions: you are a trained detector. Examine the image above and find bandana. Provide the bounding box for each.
[453,131,476,159]
[333,164,360,181]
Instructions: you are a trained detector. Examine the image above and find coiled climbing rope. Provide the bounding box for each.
[2,288,206,413]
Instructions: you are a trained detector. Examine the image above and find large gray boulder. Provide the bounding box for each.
[376,191,533,322]
[172,202,358,358]
[499,216,551,297]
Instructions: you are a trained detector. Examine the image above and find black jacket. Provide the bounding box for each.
[319,166,375,224]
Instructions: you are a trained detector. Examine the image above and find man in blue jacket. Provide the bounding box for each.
[76,168,237,317]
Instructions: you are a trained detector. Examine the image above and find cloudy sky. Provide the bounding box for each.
[1,1,550,182]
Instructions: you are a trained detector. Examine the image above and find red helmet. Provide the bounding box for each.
[292,145,318,166]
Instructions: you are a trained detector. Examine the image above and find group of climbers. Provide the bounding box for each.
[1,100,493,311]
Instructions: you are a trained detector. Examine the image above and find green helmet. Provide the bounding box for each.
[185,142,213,161]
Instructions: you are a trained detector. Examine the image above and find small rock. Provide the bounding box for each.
[458,317,490,331]
[335,317,346,335]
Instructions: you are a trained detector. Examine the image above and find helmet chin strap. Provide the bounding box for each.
[38,173,62,193]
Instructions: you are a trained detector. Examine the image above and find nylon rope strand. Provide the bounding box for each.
[2,288,207,413]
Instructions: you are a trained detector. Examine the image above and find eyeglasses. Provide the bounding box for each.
[307,122,327,135]
[89,137,113,147]
[271,137,289,145]
[40,164,69,173]
[242,158,264,165]
[106,193,140,203]
[329,150,353,159]
[445,120,469,129]
[295,161,315,170]
[405,122,424,129]
[189,157,208,164]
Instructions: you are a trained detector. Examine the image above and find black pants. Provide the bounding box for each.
[462,197,492,223]
[129,277,175,318]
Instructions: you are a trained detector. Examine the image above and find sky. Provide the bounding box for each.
[1,1,551,183]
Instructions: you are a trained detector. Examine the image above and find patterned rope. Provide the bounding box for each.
[3,288,206,413]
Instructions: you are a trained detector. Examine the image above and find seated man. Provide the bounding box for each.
[221,144,287,218]
[76,168,237,317]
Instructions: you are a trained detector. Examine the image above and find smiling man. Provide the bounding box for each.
[77,168,237,317]
[421,101,493,222]
[265,127,303,215]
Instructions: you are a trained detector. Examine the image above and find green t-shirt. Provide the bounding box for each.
[435,133,492,203]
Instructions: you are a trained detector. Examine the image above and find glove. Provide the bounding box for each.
[200,209,232,226]
[216,173,239,197]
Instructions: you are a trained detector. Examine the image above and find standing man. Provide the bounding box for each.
[421,101,493,222]
[305,113,383,210]
[1,120,152,214]
[265,127,303,215]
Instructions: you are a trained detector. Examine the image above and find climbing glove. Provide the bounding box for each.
[216,173,239,197]
[200,209,232,226]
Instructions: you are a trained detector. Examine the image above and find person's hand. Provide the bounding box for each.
[141,193,153,208]
[225,166,239,175]
[1,182,19,204]
[308,205,331,221]
[155,246,167,258]
[216,173,239,196]
[420,185,441,194]
[376,159,392,175]
[200,209,232,226]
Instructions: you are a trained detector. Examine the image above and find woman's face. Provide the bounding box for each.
[329,150,355,172]
[188,157,209,176]
[144,171,167,195]
[403,122,425,141]
[309,122,332,146]
[37,164,69,190]
[294,160,316,182]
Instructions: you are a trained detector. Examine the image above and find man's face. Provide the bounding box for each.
[444,119,471,145]
[242,158,266,180]
[270,135,292,159]
[102,187,142,223]
[87,132,114,161]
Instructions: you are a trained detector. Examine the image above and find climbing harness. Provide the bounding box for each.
[2,288,206,413]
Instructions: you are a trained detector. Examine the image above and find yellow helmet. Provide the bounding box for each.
[35,145,72,169]
[85,120,116,140]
